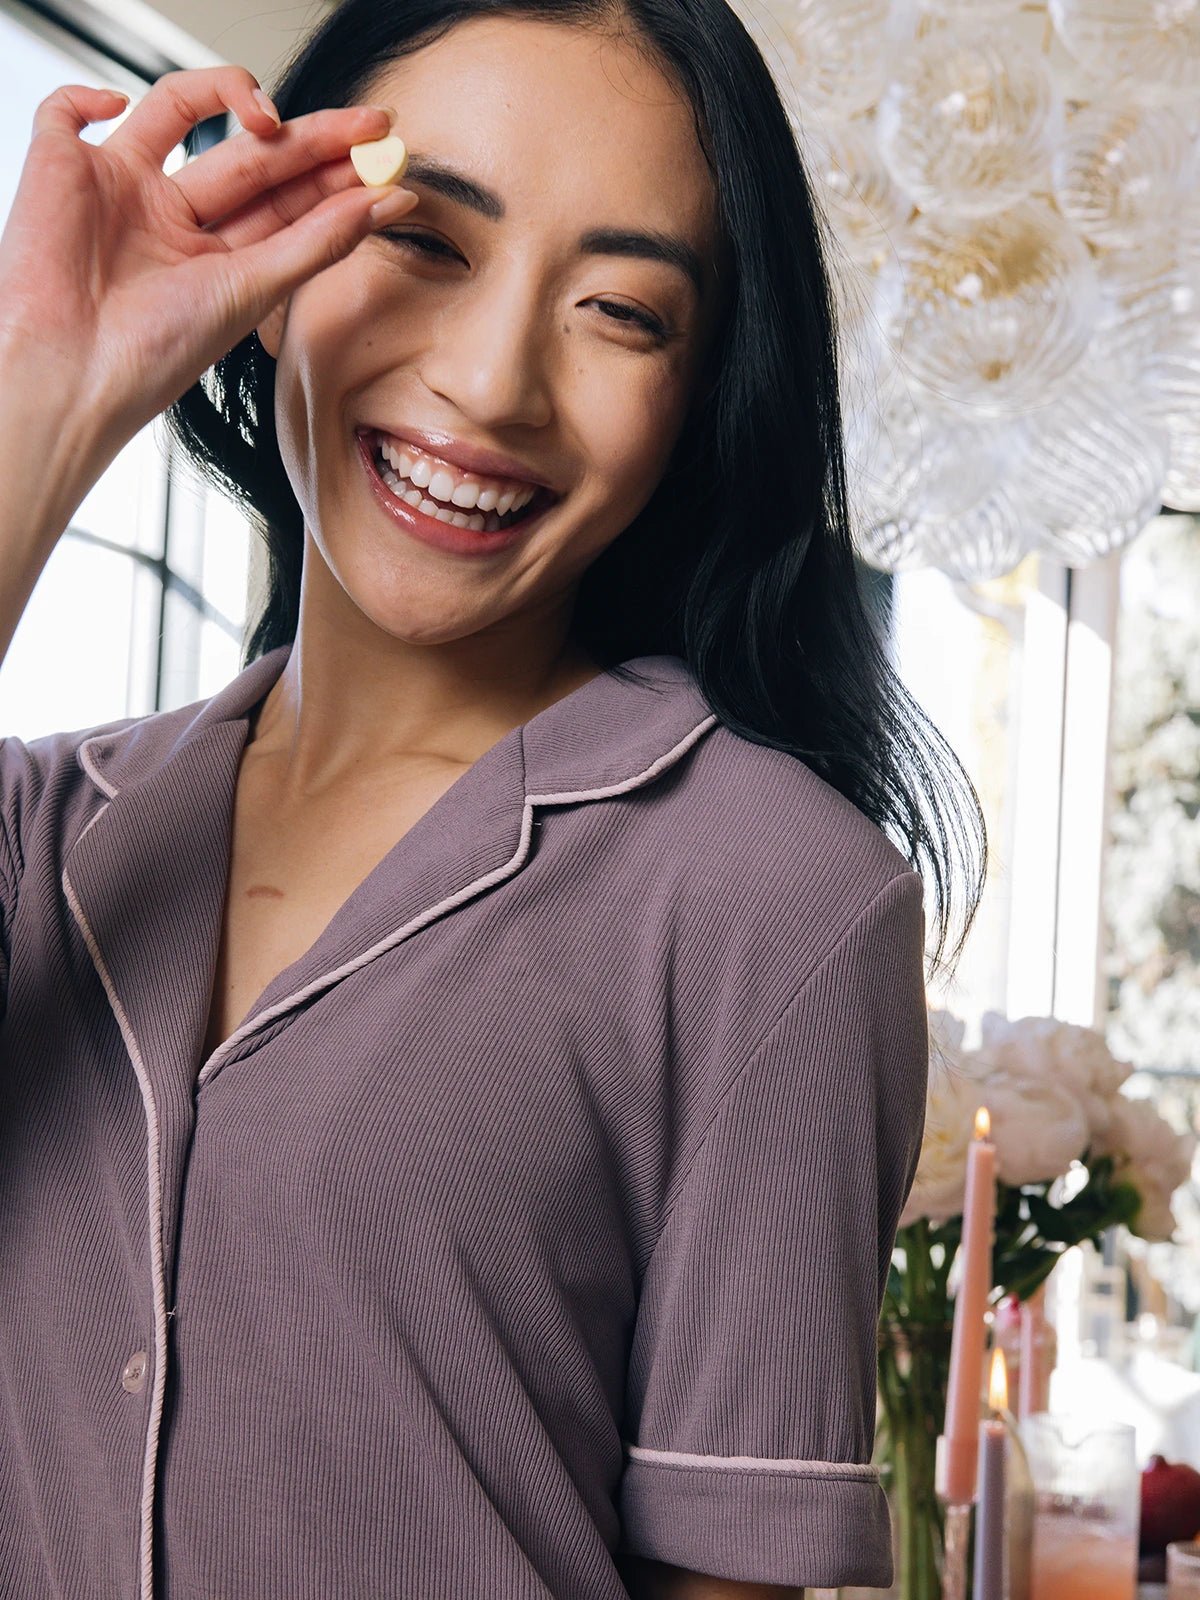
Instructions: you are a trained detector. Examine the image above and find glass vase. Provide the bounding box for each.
[876,1309,956,1600]
[875,1317,1039,1600]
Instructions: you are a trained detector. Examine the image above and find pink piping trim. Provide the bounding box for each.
[194,711,721,1090]
[62,849,168,1600]
[78,735,119,799]
[526,713,719,807]
[65,706,724,1594]
[624,1442,882,1479]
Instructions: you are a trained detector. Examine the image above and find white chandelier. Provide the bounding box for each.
[729,0,1200,579]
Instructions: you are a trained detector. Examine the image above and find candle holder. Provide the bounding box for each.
[934,1397,1035,1600]
[936,1495,971,1600]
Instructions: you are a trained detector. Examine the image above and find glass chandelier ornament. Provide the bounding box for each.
[727,0,1200,579]
[1047,0,1200,108]
[798,113,911,275]
[727,0,916,135]
[875,21,1062,218]
[1051,94,1195,249]
[1143,240,1200,514]
[1007,370,1172,562]
[872,198,1102,417]
[1087,238,1181,384]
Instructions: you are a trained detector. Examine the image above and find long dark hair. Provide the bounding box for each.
[162,0,987,985]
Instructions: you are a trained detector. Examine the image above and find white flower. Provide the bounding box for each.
[982,1069,1090,1185]
[898,1042,987,1227]
[896,1008,1193,1240]
[974,1011,1134,1150]
[1090,1092,1198,1244]
[929,1006,970,1064]
[900,1008,1132,1229]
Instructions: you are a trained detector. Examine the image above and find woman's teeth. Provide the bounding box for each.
[373,438,540,533]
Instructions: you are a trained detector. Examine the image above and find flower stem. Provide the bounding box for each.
[879,1221,955,1600]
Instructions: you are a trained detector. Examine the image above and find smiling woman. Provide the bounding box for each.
[69,0,1005,1595]
[221,11,725,711]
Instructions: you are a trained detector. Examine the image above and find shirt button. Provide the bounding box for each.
[121,1351,149,1394]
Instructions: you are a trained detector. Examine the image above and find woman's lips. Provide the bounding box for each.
[365,425,555,496]
[357,429,557,556]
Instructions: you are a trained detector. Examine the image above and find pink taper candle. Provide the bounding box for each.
[1018,1299,1036,1424]
[1018,1282,1052,1421]
[936,1104,996,1505]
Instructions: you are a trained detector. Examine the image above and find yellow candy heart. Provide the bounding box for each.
[349,134,409,188]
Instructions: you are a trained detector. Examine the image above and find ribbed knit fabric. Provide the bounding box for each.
[0,646,929,1599]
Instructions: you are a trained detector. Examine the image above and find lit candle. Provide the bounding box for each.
[937,1104,996,1504]
[974,1346,1009,1600]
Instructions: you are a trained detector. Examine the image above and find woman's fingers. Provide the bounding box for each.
[104,65,277,170]
[172,105,393,230]
[200,182,417,336]
[204,152,418,253]
[30,83,132,140]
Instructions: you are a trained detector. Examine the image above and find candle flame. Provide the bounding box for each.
[974,1104,991,1139]
[988,1344,1008,1412]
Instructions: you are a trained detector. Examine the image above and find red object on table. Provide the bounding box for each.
[1139,1454,1200,1553]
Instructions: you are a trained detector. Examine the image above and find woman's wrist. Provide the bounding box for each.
[0,321,116,554]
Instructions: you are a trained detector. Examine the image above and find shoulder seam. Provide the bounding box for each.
[650,868,923,1251]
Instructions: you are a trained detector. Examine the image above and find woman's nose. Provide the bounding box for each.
[417,276,555,429]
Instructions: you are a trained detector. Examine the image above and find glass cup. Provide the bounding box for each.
[1018,1414,1139,1600]
[1168,1540,1200,1599]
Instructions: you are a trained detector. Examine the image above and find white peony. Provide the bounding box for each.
[981,1069,1090,1186]
[898,1010,987,1226]
[975,1011,1134,1151]
[1089,1091,1198,1244]
[929,1005,970,1065]
[897,1007,1175,1232]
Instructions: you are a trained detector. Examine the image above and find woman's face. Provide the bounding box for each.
[257,14,723,662]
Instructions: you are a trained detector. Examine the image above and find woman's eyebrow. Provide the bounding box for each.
[401,152,705,298]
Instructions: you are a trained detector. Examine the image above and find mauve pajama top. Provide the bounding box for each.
[0,644,929,1600]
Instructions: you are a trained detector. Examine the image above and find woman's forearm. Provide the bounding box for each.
[0,326,116,670]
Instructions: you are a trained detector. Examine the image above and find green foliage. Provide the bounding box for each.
[885,1150,1146,1323]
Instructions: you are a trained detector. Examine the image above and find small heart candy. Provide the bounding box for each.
[350,134,409,188]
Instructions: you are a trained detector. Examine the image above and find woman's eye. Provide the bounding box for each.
[378,229,461,261]
[594,301,669,342]
[376,230,668,344]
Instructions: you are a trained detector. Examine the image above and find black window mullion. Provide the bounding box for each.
[62,525,241,641]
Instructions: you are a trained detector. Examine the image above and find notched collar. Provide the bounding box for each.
[75,644,717,802]
[64,642,719,1099]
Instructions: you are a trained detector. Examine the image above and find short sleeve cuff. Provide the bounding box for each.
[616,1444,894,1589]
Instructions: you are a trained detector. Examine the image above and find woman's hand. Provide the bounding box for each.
[0,66,419,466]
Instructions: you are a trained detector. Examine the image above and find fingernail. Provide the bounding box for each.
[368,187,416,224]
[252,87,281,126]
[365,104,395,124]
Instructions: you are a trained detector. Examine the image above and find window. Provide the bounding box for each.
[892,550,1042,1026]
[0,0,254,740]
[1102,510,1200,1334]
[894,516,1200,1377]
